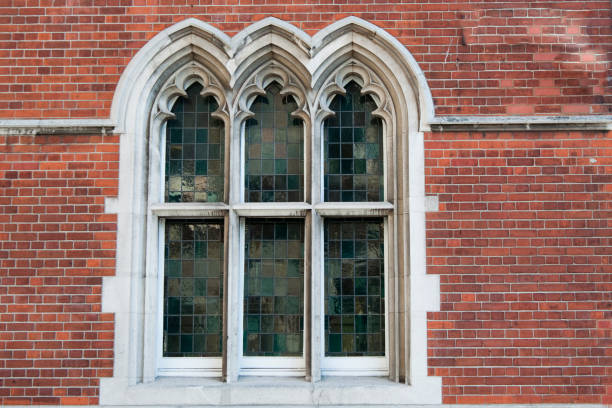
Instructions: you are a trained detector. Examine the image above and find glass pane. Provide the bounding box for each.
[324,81,384,202]
[324,218,384,356]
[165,83,224,202]
[163,220,224,357]
[243,219,304,356]
[245,82,304,202]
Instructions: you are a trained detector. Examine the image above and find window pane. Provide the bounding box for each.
[245,82,304,202]
[165,83,224,202]
[324,81,384,202]
[163,220,224,357]
[244,219,304,356]
[324,218,384,356]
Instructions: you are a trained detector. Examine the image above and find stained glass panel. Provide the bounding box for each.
[324,81,384,202]
[245,82,304,202]
[324,218,385,356]
[165,83,224,202]
[163,220,224,357]
[244,219,304,356]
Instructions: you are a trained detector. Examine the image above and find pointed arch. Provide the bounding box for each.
[104,16,441,406]
[111,16,434,134]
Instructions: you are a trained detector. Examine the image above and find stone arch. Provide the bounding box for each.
[104,16,440,403]
[111,16,434,134]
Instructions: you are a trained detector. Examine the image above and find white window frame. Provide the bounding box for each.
[313,65,395,377]
[102,16,441,406]
[236,217,307,377]
[229,65,312,377]
[146,71,231,378]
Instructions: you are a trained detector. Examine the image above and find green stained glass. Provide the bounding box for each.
[163,220,224,357]
[245,83,304,202]
[324,81,384,202]
[165,83,225,203]
[244,219,304,356]
[324,218,385,357]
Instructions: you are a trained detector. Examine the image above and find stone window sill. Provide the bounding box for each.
[101,375,440,406]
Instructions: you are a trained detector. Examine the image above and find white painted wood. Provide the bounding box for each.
[241,357,305,370]
[321,356,387,376]
[314,202,394,217]
[232,203,311,217]
[159,357,222,372]
[157,367,221,377]
[150,202,229,217]
[320,217,391,376]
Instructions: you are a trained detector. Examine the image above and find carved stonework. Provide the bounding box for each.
[234,61,310,126]
[315,60,393,126]
[154,62,229,125]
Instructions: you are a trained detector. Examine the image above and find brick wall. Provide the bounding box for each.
[0,0,610,118]
[1,2,612,405]
[0,134,118,405]
[425,130,612,404]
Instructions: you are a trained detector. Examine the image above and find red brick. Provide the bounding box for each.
[427,130,611,404]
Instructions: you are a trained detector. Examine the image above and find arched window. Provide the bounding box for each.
[153,70,230,377]
[165,83,225,203]
[106,17,440,406]
[324,81,383,202]
[245,83,304,202]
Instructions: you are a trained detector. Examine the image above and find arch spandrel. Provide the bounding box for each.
[235,62,310,127]
[154,63,229,127]
[315,61,394,127]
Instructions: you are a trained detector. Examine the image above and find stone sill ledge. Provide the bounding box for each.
[99,375,443,406]
[0,119,115,135]
[429,115,612,131]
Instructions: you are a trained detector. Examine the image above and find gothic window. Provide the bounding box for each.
[110,19,439,405]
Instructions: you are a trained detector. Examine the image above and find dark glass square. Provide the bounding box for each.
[329,334,341,353]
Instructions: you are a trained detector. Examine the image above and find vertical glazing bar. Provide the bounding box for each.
[303,211,311,380]
[222,214,229,380]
